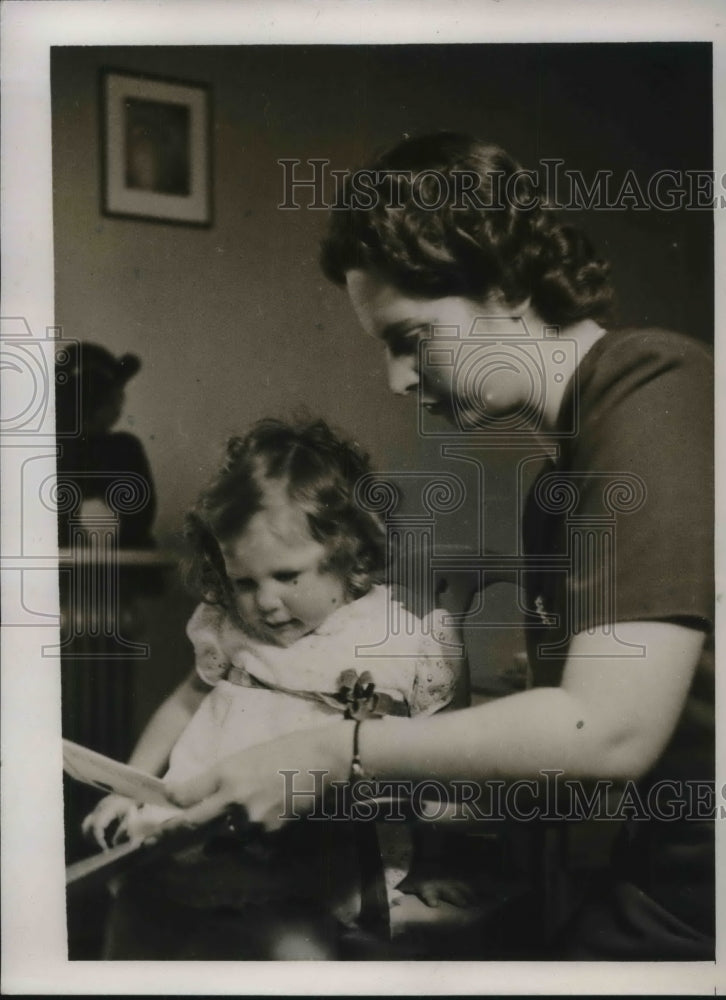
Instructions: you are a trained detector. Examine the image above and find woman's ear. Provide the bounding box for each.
[502,294,531,318]
[513,295,532,317]
[485,288,531,318]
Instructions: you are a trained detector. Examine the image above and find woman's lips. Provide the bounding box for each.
[421,398,449,417]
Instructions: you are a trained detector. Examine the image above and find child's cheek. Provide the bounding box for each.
[234,594,253,621]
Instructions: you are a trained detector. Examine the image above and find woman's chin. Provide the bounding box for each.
[454,398,536,432]
[421,399,457,425]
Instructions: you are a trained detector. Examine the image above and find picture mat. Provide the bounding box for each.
[104,71,209,222]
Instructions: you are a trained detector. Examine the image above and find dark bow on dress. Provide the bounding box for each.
[334,669,409,720]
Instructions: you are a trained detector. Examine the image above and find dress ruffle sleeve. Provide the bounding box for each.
[185,603,232,686]
[408,606,467,716]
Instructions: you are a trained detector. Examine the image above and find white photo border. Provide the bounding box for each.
[1,0,724,996]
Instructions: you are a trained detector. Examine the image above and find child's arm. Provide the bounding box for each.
[126,669,211,774]
[82,670,211,849]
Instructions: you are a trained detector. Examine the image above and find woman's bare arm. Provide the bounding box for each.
[354,620,702,783]
[167,620,704,829]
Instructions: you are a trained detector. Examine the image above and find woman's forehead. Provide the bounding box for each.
[345,268,495,340]
[346,269,439,333]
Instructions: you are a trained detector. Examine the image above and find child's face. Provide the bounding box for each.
[219,504,348,648]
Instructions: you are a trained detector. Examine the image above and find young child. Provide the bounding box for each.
[83,417,468,959]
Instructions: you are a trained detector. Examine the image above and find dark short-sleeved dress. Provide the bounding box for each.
[523,327,714,958]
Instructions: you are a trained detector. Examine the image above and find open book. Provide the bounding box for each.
[63,739,171,806]
[63,739,227,893]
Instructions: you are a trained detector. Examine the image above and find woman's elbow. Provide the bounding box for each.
[589,730,668,783]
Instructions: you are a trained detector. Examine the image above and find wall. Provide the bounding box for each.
[51,43,713,695]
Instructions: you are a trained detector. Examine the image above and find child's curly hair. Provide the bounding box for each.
[320,131,615,327]
[184,418,387,614]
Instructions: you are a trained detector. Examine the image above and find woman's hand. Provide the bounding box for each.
[81,793,140,850]
[164,722,353,834]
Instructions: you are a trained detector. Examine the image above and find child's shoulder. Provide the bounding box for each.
[187,603,258,685]
[350,582,420,611]
[186,602,254,656]
[334,583,419,627]
[387,583,447,625]
[186,601,229,641]
[334,583,450,647]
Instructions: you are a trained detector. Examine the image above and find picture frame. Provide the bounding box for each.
[101,70,212,226]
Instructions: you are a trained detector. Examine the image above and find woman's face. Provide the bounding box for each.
[345,268,536,429]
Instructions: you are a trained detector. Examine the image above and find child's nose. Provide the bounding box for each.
[386,353,419,396]
[255,581,283,614]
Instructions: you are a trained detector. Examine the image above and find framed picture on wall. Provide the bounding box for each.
[101,70,212,225]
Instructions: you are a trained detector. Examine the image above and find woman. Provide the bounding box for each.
[166,134,714,959]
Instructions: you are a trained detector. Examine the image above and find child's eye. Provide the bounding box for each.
[274,571,300,584]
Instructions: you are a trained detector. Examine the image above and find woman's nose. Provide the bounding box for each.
[386,353,419,396]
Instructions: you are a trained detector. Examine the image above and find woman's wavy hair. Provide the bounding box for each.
[320,132,614,326]
[184,417,387,615]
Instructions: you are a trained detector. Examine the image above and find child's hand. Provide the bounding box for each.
[396,872,479,909]
[81,793,139,851]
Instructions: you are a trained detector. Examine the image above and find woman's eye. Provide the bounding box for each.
[386,325,429,357]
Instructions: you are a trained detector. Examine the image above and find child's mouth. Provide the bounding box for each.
[264,619,297,632]
[261,618,302,646]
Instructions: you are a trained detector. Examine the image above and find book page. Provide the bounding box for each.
[62,739,171,807]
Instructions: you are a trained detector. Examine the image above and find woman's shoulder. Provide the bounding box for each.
[573,326,712,417]
[587,326,711,375]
